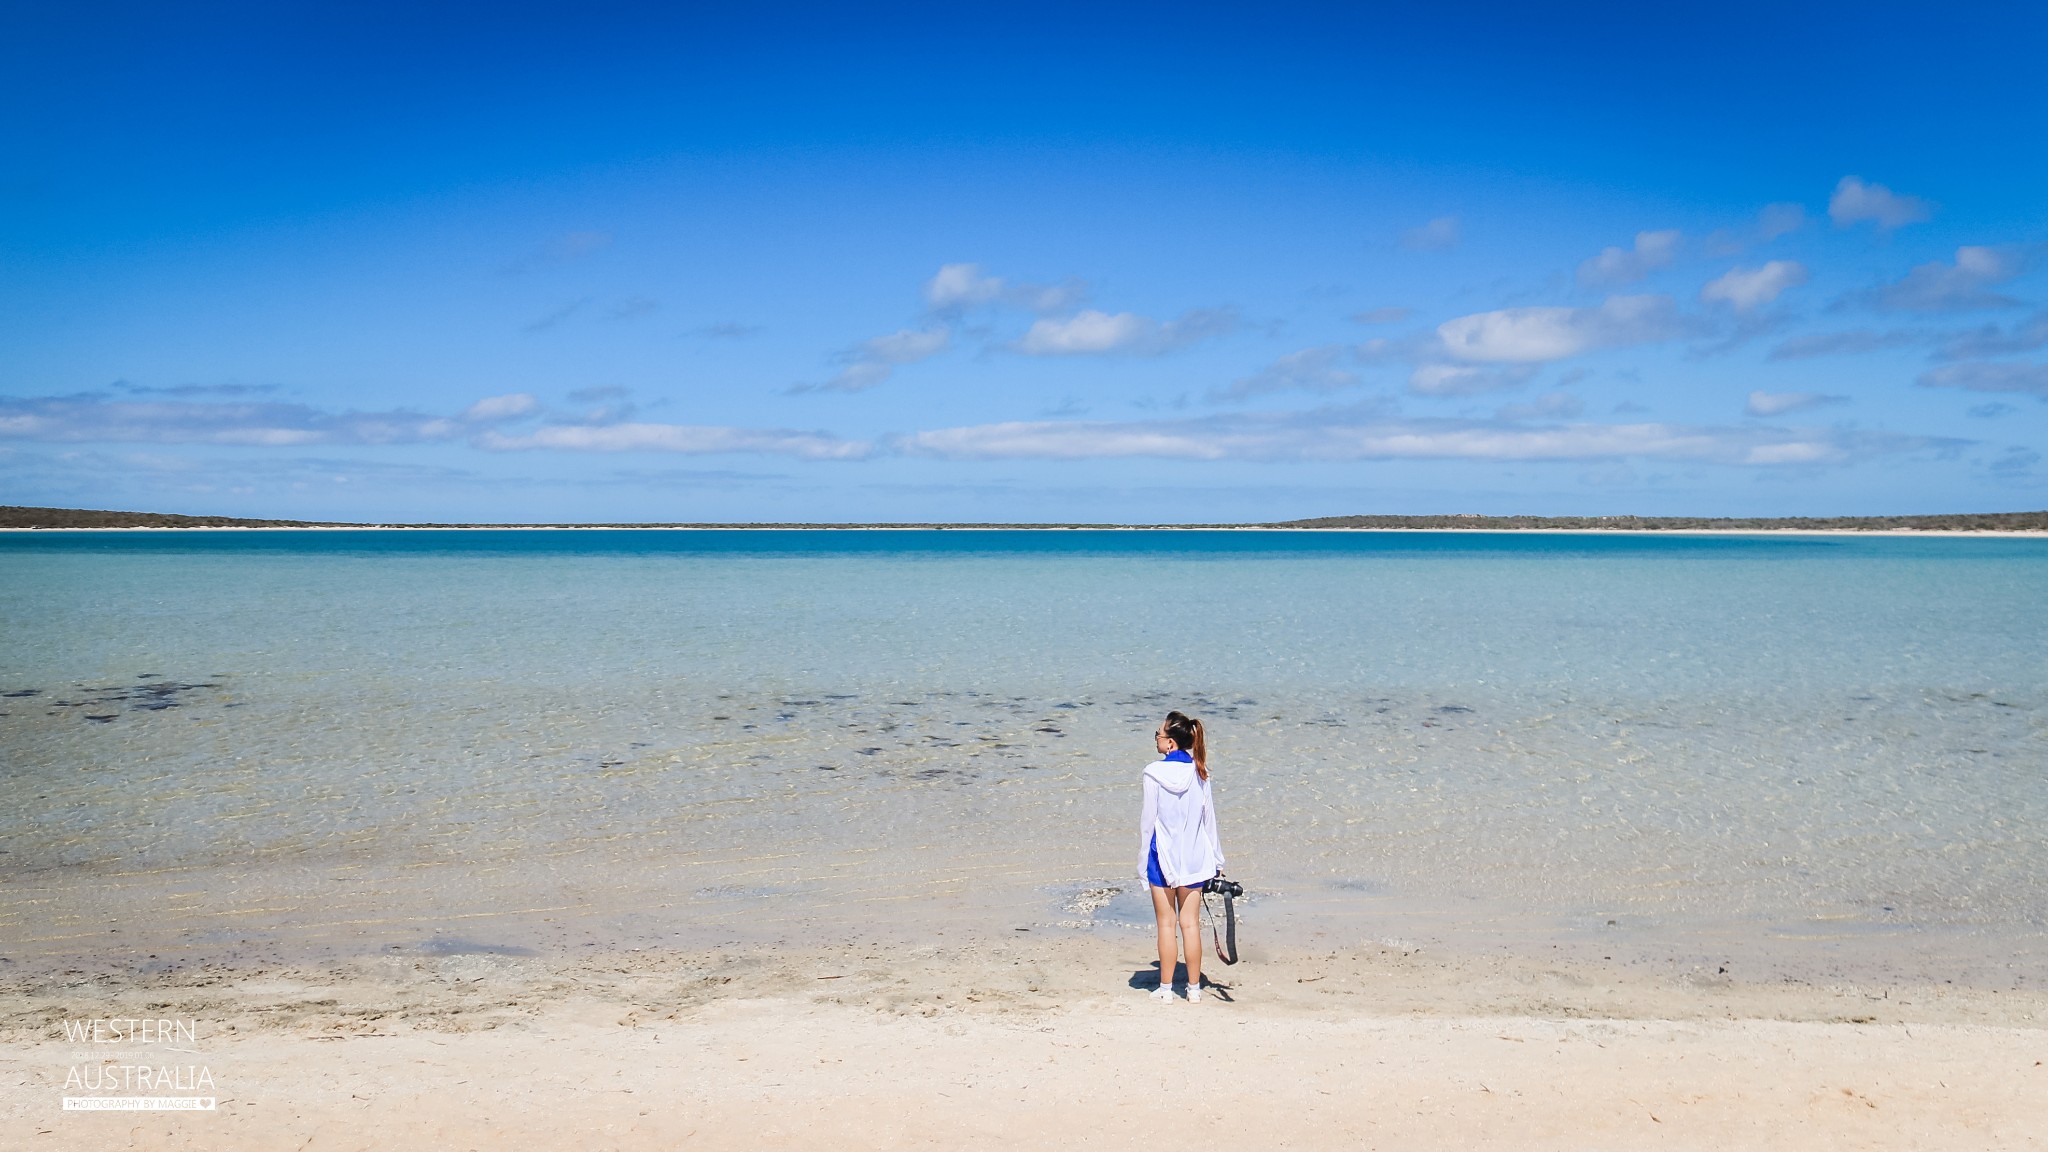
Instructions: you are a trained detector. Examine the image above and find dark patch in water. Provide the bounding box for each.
[417,937,536,957]
[84,714,117,723]
[1435,705,1474,714]
[1331,878,1388,893]
[1,689,40,698]
[53,679,222,717]
[854,747,884,756]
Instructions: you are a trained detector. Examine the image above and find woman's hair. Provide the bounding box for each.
[1163,710,1208,781]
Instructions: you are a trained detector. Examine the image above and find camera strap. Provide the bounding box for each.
[1204,887,1239,965]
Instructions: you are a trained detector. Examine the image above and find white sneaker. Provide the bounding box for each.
[1149,985,1174,1001]
[1186,984,1203,1003]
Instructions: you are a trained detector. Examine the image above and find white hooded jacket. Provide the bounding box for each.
[1137,754,1224,888]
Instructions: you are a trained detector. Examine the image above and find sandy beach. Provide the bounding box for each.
[5,933,2043,1150]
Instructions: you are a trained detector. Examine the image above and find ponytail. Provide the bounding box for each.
[1163,710,1208,782]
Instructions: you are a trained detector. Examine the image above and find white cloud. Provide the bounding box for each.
[1493,392,1584,421]
[1767,329,1919,360]
[1936,312,2048,359]
[861,327,950,362]
[1578,230,1681,286]
[1870,246,2027,312]
[1918,361,2048,399]
[1744,390,1848,416]
[691,322,760,339]
[1438,308,1590,362]
[800,326,952,393]
[1400,216,1460,251]
[819,362,892,392]
[903,421,1228,460]
[521,297,591,333]
[1215,347,1361,400]
[1989,446,2042,484]
[1017,310,1149,354]
[1700,261,1808,310]
[1756,203,1807,242]
[924,263,1005,310]
[1354,333,1430,364]
[1408,363,1537,396]
[805,263,1100,392]
[0,394,462,447]
[477,422,871,459]
[1828,176,1933,230]
[1012,280,1089,314]
[112,381,278,397]
[1436,295,1681,363]
[924,263,1086,314]
[0,391,872,460]
[1703,203,1808,256]
[1014,307,1236,356]
[895,409,1950,466]
[0,389,1972,473]
[462,393,541,422]
[1742,442,1835,465]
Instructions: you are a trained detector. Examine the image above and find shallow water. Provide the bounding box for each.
[2,530,2043,983]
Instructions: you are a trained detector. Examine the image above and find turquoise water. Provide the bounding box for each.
[2,529,2044,979]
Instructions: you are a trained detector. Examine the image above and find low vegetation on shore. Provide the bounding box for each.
[4,504,2046,531]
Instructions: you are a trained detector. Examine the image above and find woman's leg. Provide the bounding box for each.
[1178,886,1203,991]
[1150,884,1178,989]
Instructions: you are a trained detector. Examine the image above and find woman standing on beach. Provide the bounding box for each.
[1139,710,1223,1002]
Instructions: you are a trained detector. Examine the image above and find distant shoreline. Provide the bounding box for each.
[9,525,2048,539]
[4,504,2048,534]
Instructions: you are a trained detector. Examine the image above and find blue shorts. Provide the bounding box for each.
[1148,835,1211,891]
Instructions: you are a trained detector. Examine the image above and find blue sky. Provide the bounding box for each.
[3,1,2046,522]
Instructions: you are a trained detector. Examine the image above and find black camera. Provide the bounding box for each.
[1202,876,1243,898]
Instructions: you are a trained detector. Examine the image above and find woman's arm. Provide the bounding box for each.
[1137,772,1159,881]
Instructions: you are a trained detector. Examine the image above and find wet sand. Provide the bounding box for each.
[5,933,2043,1149]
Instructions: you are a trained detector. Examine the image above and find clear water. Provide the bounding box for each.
[2,530,2043,981]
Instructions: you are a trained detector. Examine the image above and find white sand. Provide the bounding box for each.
[5,935,2042,1149]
